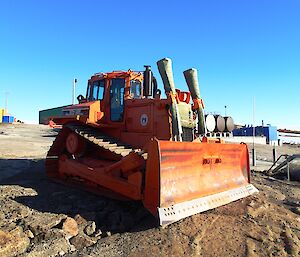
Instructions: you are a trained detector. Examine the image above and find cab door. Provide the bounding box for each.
[110,78,125,122]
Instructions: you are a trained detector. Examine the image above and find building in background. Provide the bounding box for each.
[232,124,278,145]
[278,129,300,145]
[0,108,15,124]
[0,108,4,123]
[39,105,71,125]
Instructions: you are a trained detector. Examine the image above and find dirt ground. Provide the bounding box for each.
[0,123,299,257]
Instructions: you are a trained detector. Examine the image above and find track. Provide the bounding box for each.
[65,123,138,157]
[46,123,147,177]
[45,122,147,201]
[65,123,148,160]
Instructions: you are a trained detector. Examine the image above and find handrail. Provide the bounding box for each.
[267,154,288,174]
[268,154,300,181]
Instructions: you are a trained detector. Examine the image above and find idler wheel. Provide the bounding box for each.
[66,132,85,155]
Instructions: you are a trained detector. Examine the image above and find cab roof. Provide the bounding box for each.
[89,70,143,82]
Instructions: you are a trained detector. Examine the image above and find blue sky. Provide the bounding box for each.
[0,0,299,129]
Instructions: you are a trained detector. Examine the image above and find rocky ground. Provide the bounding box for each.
[0,123,299,257]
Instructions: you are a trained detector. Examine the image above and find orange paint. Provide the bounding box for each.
[46,69,253,222]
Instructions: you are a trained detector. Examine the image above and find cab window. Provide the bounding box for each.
[130,80,142,99]
[110,78,125,121]
[88,80,105,101]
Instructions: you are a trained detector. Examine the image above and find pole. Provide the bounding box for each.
[287,158,290,181]
[224,105,227,116]
[272,146,277,164]
[252,97,256,166]
[4,91,9,114]
[72,78,77,105]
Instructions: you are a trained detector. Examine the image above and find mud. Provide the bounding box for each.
[0,123,299,256]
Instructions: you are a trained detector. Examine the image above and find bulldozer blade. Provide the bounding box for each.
[143,139,258,226]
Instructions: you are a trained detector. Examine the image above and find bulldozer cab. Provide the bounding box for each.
[86,71,143,101]
[80,71,144,125]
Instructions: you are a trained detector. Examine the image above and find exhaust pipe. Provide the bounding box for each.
[183,68,206,135]
[143,65,153,98]
[157,58,182,141]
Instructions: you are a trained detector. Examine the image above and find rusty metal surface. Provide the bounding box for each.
[157,140,251,208]
[47,125,254,224]
[158,184,258,226]
[46,124,146,201]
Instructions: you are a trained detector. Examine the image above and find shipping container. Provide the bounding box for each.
[39,105,71,124]
[2,115,14,123]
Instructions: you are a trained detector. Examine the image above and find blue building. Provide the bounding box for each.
[233,124,278,144]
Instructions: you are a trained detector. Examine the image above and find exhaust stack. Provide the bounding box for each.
[143,65,153,98]
[157,58,182,141]
[183,68,206,135]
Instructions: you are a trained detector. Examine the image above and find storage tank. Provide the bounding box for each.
[214,115,225,132]
[205,114,216,132]
[224,116,235,132]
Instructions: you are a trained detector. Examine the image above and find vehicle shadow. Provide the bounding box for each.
[0,158,157,234]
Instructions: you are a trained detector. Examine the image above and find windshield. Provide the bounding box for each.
[87,80,105,101]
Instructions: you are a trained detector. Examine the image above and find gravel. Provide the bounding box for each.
[0,123,299,256]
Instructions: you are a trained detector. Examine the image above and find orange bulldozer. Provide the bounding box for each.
[46,58,258,226]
